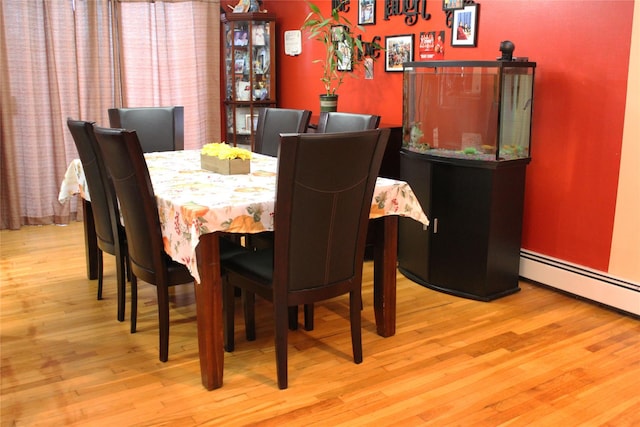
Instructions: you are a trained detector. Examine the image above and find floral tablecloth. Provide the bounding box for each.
[59,150,429,282]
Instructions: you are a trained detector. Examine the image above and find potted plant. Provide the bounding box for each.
[301,1,380,111]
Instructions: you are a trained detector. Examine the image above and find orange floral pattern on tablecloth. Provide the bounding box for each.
[59,150,428,283]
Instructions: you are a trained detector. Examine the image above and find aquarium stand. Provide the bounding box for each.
[398,150,530,301]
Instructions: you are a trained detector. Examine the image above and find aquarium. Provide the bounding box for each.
[402,60,535,161]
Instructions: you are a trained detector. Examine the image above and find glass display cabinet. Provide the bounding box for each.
[398,60,536,301]
[221,12,276,150]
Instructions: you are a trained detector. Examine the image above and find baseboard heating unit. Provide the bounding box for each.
[519,249,640,316]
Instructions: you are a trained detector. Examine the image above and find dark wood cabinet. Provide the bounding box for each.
[221,12,276,150]
[398,150,530,301]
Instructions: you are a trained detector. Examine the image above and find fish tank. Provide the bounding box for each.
[402,60,536,162]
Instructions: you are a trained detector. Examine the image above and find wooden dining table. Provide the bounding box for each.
[59,149,429,390]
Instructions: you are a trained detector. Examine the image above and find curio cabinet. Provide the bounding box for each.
[221,12,276,150]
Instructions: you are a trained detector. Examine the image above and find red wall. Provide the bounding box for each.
[253,0,633,273]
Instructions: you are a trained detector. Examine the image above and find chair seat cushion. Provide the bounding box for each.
[224,248,274,283]
[219,236,250,260]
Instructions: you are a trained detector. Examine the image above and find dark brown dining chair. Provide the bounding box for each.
[223,128,390,389]
[247,107,312,252]
[67,118,128,322]
[316,111,380,133]
[108,106,184,153]
[254,107,312,157]
[304,111,382,328]
[93,125,247,362]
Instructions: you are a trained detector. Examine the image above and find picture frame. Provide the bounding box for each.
[245,114,259,133]
[418,30,445,60]
[234,57,245,74]
[252,24,265,46]
[364,57,374,79]
[236,81,251,101]
[385,34,414,72]
[331,25,347,42]
[233,30,248,46]
[336,40,353,71]
[442,0,464,11]
[358,0,376,25]
[451,4,479,47]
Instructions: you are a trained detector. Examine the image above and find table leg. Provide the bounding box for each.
[194,232,224,390]
[82,199,98,280]
[372,215,398,337]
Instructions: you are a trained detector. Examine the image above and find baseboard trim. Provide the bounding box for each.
[519,249,640,316]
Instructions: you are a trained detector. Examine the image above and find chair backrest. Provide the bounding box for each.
[67,118,119,252]
[315,112,381,134]
[275,129,390,300]
[254,107,312,157]
[107,106,184,153]
[93,126,168,285]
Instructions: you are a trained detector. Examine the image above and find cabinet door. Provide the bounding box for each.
[398,153,432,282]
[249,20,273,102]
[429,163,492,294]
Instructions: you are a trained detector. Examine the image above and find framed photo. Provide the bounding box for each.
[442,0,464,11]
[245,114,259,132]
[336,40,353,71]
[451,4,479,47]
[234,57,245,74]
[252,25,265,45]
[419,31,445,60]
[385,34,414,72]
[331,25,348,42]
[233,30,248,46]
[364,57,374,79]
[358,0,376,25]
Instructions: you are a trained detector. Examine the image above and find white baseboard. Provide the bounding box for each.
[519,250,640,316]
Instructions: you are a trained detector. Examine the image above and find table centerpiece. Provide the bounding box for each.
[201,142,252,175]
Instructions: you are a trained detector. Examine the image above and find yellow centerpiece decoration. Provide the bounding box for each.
[201,142,251,175]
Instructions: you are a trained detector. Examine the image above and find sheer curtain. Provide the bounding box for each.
[0,0,220,229]
[115,0,221,153]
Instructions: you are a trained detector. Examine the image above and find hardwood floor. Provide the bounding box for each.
[1,222,639,426]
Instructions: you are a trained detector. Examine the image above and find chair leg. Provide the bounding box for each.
[303,304,314,331]
[288,306,298,330]
[130,275,138,334]
[115,249,126,322]
[274,303,289,389]
[157,284,170,362]
[126,254,131,282]
[223,281,235,352]
[242,291,256,341]
[350,291,363,364]
[96,249,104,300]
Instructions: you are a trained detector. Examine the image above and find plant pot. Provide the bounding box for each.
[201,154,250,175]
[319,94,338,112]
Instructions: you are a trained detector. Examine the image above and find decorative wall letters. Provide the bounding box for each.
[383,0,432,25]
[357,35,383,60]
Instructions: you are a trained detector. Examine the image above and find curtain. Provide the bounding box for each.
[115,0,221,152]
[0,0,220,229]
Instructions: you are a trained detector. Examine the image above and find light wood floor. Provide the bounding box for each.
[1,222,639,426]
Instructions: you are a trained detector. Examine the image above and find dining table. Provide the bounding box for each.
[58,149,429,390]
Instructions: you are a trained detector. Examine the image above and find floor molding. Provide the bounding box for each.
[519,249,640,316]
